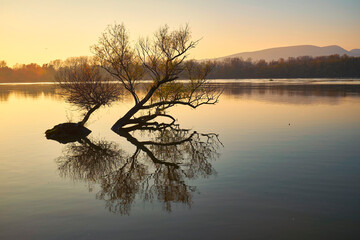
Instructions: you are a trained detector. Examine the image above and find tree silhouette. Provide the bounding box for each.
[92,24,221,132]
[56,125,222,214]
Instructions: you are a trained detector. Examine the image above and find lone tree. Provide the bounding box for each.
[55,57,122,126]
[92,24,221,132]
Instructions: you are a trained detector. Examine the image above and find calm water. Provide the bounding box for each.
[1,80,360,239]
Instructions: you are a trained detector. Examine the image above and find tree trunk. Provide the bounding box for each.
[111,85,159,132]
[111,104,142,131]
[78,103,101,126]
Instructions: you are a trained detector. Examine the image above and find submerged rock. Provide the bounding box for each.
[45,122,91,144]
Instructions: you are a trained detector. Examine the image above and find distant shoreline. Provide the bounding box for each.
[2,54,359,83]
[2,78,360,85]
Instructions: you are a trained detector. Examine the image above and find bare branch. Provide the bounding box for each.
[55,57,122,125]
[91,23,221,131]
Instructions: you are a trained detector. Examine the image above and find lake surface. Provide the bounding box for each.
[1,80,360,239]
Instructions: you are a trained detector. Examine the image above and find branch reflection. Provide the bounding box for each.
[55,125,222,215]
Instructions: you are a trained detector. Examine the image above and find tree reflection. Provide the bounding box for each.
[55,125,222,215]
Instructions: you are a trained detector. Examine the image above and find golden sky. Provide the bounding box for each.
[1,0,359,67]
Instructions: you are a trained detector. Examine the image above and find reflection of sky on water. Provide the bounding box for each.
[0,84,59,102]
[0,81,360,239]
[1,80,360,104]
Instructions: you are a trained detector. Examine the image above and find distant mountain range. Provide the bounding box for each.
[215,45,360,62]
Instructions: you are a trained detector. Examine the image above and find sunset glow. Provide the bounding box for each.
[1,0,359,67]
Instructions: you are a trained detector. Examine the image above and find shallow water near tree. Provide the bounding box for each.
[0,80,360,239]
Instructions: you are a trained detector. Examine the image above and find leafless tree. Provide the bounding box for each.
[55,57,122,126]
[92,24,221,132]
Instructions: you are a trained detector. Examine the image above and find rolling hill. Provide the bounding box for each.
[215,45,360,62]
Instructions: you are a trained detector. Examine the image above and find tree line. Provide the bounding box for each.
[0,61,56,83]
[207,55,360,79]
[2,54,360,83]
